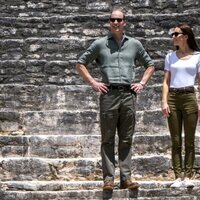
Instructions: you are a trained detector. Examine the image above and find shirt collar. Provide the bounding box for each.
[107,32,129,41]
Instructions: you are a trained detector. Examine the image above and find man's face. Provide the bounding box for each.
[109,10,126,34]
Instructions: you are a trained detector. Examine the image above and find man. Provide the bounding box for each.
[76,7,155,190]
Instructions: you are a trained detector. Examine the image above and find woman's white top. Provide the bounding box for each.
[164,51,200,88]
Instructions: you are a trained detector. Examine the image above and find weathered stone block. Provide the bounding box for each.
[22,110,100,135]
[0,112,22,132]
[0,156,173,181]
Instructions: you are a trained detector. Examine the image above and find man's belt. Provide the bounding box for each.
[169,86,195,93]
[108,85,131,91]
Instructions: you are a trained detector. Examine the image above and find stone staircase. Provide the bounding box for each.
[0,0,200,199]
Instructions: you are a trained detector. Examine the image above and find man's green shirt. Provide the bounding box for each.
[78,33,154,85]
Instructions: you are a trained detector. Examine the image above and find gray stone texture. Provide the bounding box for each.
[0,0,200,199]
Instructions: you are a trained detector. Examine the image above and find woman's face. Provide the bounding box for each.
[171,27,188,47]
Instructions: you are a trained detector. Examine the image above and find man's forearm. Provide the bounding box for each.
[76,63,95,85]
[140,66,155,86]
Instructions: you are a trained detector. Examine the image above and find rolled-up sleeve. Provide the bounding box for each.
[136,41,154,68]
[77,40,99,66]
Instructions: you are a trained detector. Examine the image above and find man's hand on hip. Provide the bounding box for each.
[131,82,144,93]
[90,80,109,94]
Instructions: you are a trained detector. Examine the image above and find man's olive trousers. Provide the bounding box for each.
[100,89,136,182]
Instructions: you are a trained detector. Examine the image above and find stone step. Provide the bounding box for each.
[0,180,200,200]
[0,190,199,200]
[0,134,172,158]
[0,109,168,135]
[0,84,163,111]
[0,156,200,182]
[0,156,173,181]
[0,0,199,17]
[0,37,200,61]
[1,180,198,191]
[0,59,163,86]
[0,84,99,111]
[1,134,200,158]
[1,107,200,136]
[2,0,200,12]
[0,83,199,112]
[0,38,199,58]
[0,13,199,39]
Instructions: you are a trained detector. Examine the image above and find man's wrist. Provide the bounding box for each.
[139,82,145,87]
[89,79,96,86]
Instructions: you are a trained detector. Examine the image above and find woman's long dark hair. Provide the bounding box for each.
[176,23,200,51]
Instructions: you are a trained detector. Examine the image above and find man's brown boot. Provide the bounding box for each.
[120,180,140,190]
[103,181,114,190]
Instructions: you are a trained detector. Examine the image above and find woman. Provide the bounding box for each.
[162,23,200,188]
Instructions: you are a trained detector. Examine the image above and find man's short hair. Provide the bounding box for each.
[110,7,126,20]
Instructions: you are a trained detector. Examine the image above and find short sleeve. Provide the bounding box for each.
[197,53,200,73]
[164,53,171,71]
